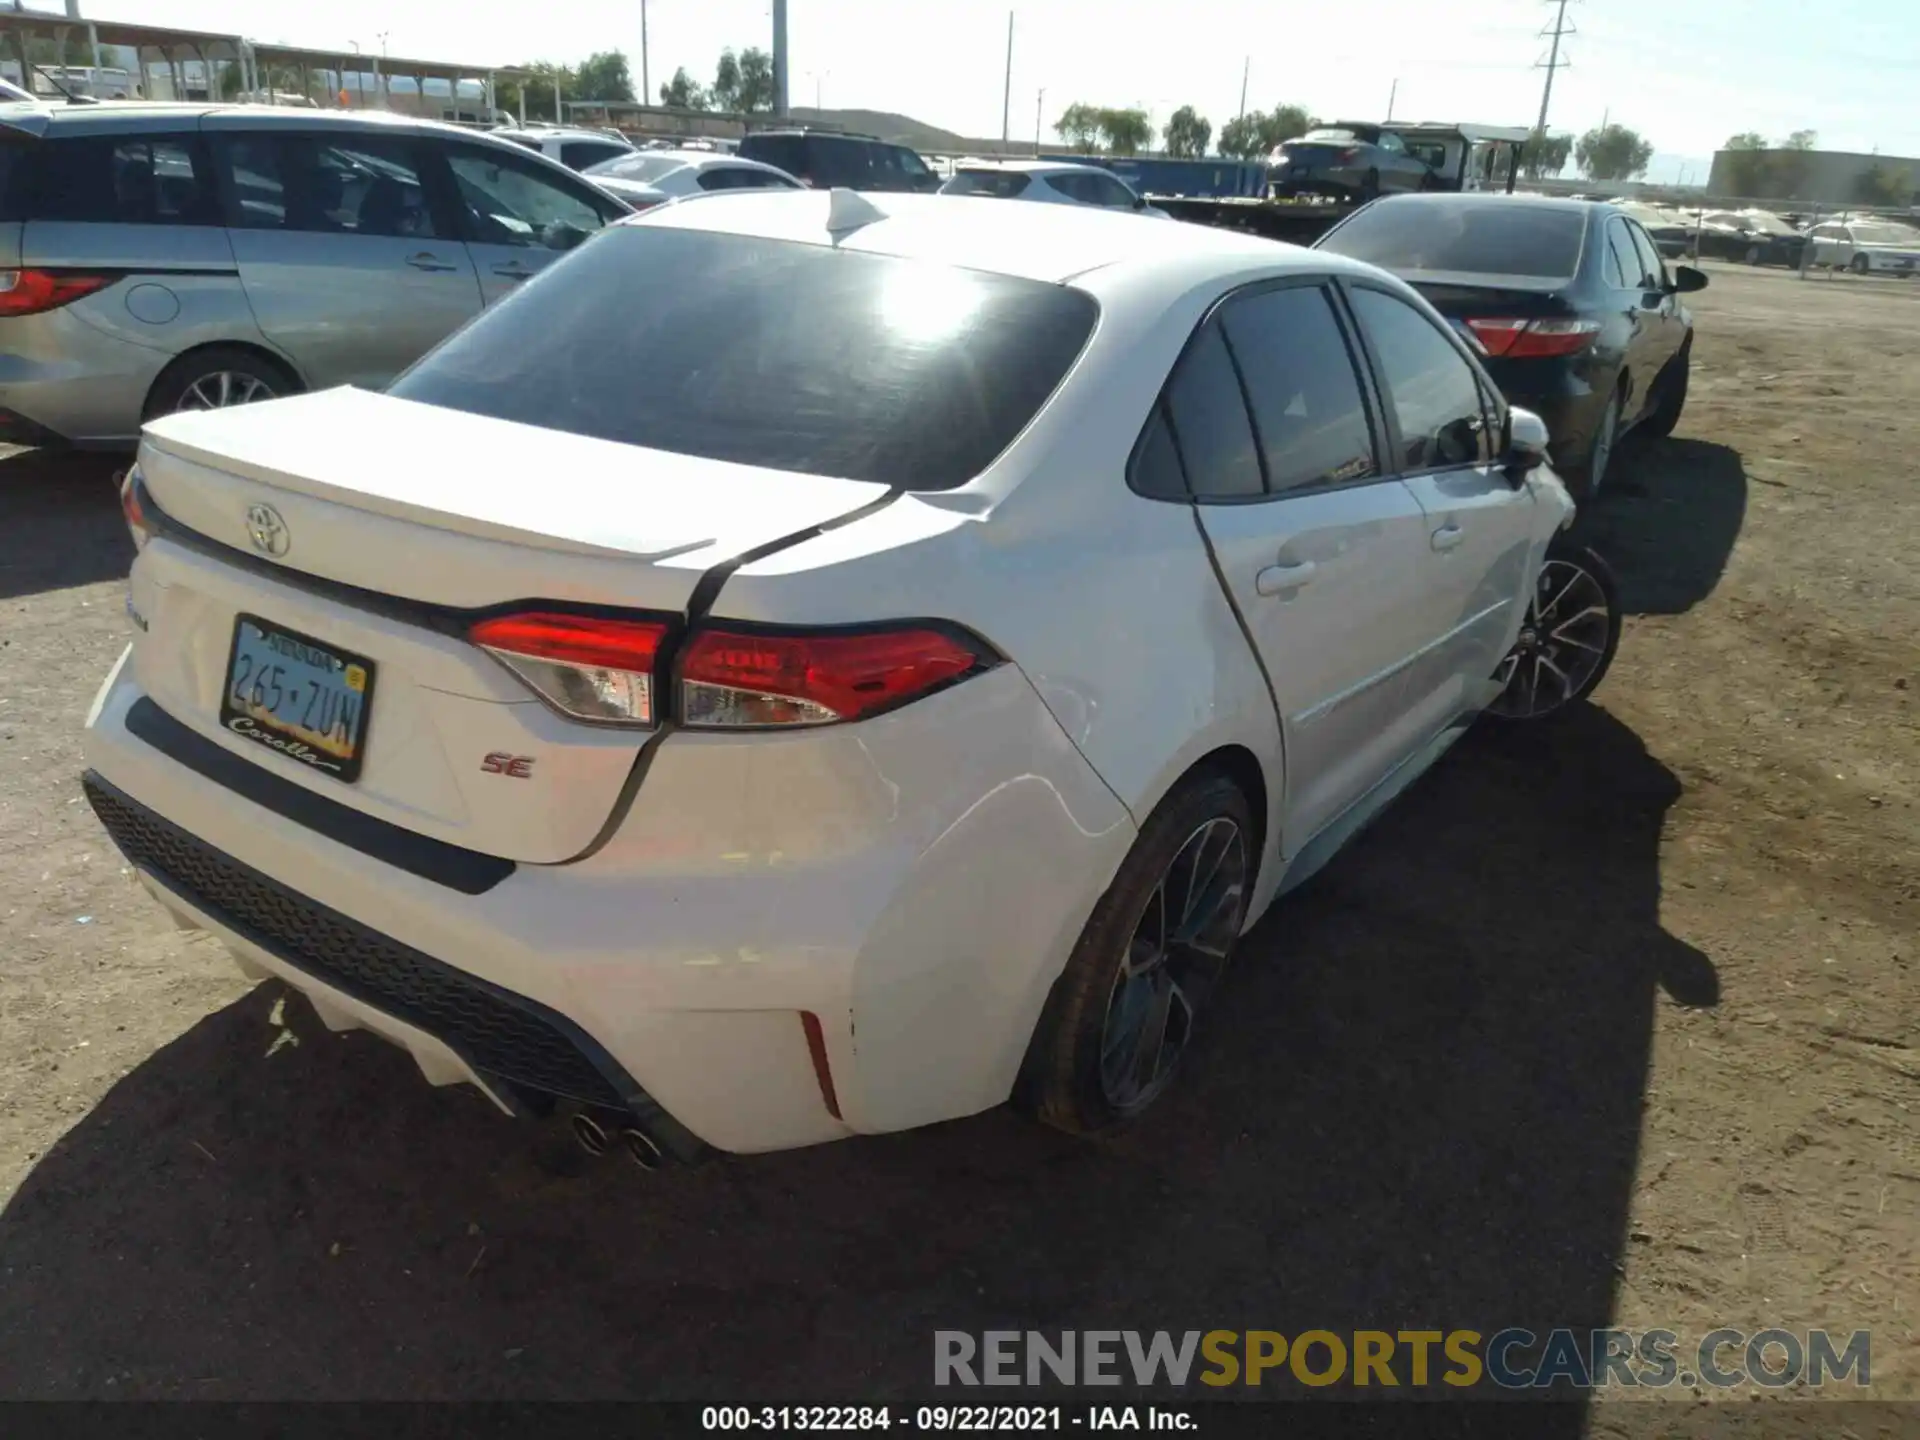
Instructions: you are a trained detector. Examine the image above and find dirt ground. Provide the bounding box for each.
[0,264,1913,1412]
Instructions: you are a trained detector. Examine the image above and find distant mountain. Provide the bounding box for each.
[785,106,1022,157]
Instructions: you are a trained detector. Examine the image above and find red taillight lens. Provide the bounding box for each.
[0,268,111,318]
[1466,317,1599,358]
[469,611,670,725]
[679,625,986,728]
[119,466,152,550]
[1338,147,1360,163]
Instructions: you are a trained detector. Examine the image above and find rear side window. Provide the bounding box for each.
[1319,200,1588,281]
[1162,324,1263,499]
[560,140,630,171]
[1604,220,1641,290]
[20,134,218,225]
[697,166,796,191]
[1627,223,1669,290]
[808,138,872,188]
[1218,286,1378,494]
[389,227,1098,490]
[945,170,1031,198]
[1348,286,1495,469]
[212,133,446,238]
[740,134,805,177]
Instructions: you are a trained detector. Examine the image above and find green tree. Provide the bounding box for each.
[497,63,576,123]
[1575,122,1654,181]
[1853,163,1912,208]
[711,49,742,111]
[1259,104,1315,152]
[736,47,776,112]
[659,66,708,110]
[1055,102,1102,152]
[1098,106,1152,155]
[1162,105,1212,158]
[1784,129,1817,150]
[573,50,634,104]
[1217,112,1265,159]
[1519,127,1573,179]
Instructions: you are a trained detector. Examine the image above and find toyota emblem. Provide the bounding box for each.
[246,503,290,557]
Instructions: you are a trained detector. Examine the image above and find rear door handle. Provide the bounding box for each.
[1254,560,1317,595]
[491,262,536,281]
[1431,523,1466,552]
[406,252,459,272]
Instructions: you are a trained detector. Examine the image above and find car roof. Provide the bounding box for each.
[633,187,1348,286]
[492,126,628,143]
[954,159,1107,177]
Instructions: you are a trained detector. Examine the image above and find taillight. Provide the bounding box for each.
[469,611,670,726]
[1338,147,1360,163]
[469,612,993,729]
[1465,317,1600,358]
[119,466,153,550]
[679,625,987,728]
[0,268,112,318]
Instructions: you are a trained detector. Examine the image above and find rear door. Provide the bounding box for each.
[1171,279,1439,849]
[1622,219,1685,416]
[1344,281,1535,731]
[206,121,483,392]
[438,140,625,305]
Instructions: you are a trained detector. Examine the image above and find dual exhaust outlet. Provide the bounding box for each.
[570,1110,666,1172]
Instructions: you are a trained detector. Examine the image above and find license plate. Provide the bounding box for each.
[219,614,376,782]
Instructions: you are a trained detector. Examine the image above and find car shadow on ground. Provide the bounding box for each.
[0,703,1713,1412]
[1568,437,1747,617]
[0,448,132,600]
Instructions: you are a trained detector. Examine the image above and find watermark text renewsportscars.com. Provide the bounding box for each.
[934,1328,1870,1390]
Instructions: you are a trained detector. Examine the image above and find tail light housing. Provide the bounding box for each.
[1337,147,1360,163]
[469,612,670,725]
[119,466,153,550]
[0,268,112,318]
[470,612,994,730]
[1466,317,1601,358]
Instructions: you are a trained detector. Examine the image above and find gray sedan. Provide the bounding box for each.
[0,103,630,450]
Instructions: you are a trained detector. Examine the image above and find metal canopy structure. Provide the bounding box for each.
[0,8,527,119]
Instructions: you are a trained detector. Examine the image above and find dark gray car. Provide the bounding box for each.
[0,103,630,450]
[1268,123,1437,202]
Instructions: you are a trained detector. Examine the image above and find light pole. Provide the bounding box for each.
[640,0,649,107]
[1035,85,1044,155]
[1001,10,1013,146]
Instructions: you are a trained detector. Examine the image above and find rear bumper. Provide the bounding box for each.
[1483,362,1607,470]
[83,648,1136,1154]
[0,306,169,448]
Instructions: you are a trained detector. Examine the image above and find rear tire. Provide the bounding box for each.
[1360,168,1381,202]
[1640,344,1690,439]
[1485,540,1622,722]
[143,346,297,421]
[1851,254,1872,276]
[1564,389,1622,501]
[1021,770,1254,1136]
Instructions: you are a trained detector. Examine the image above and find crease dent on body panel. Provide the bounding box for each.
[556,487,907,865]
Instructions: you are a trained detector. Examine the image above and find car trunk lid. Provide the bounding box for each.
[130,387,893,863]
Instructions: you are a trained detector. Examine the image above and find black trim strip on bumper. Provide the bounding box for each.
[124,695,516,896]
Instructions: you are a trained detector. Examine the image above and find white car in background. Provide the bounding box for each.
[940,159,1171,217]
[582,148,801,212]
[85,191,1611,1163]
[489,124,634,173]
[1807,219,1920,276]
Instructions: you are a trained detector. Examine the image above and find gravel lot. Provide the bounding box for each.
[0,264,1914,1408]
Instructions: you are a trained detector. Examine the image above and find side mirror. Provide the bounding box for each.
[1504,405,1550,482]
[1671,264,1709,294]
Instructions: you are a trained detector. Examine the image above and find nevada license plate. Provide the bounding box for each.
[219,614,376,782]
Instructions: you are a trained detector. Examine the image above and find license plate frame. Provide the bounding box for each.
[218,613,377,783]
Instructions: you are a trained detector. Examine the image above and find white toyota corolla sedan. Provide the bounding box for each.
[84,189,1614,1163]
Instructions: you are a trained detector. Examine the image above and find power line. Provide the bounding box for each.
[1533,0,1576,139]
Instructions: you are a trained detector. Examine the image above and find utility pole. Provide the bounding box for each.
[1035,86,1045,155]
[1001,10,1013,146]
[1533,0,1574,142]
[640,0,649,108]
[771,0,789,117]
[1386,77,1397,122]
[1236,56,1248,121]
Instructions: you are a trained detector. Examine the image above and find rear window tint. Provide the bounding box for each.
[17,134,219,225]
[389,226,1099,490]
[1319,200,1588,280]
[944,170,1031,198]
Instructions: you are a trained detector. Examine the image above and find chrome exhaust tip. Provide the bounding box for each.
[621,1127,665,1172]
[570,1111,610,1157]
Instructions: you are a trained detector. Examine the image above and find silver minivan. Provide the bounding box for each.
[0,103,631,449]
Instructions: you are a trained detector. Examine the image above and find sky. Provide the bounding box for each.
[50,0,1920,182]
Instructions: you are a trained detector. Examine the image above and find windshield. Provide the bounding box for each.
[390,227,1100,490]
[942,169,1032,198]
[1318,199,1588,281]
[586,152,690,183]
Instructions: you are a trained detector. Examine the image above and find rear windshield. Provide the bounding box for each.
[1318,200,1588,280]
[1298,129,1359,144]
[389,226,1099,490]
[943,169,1031,198]
[585,152,689,183]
